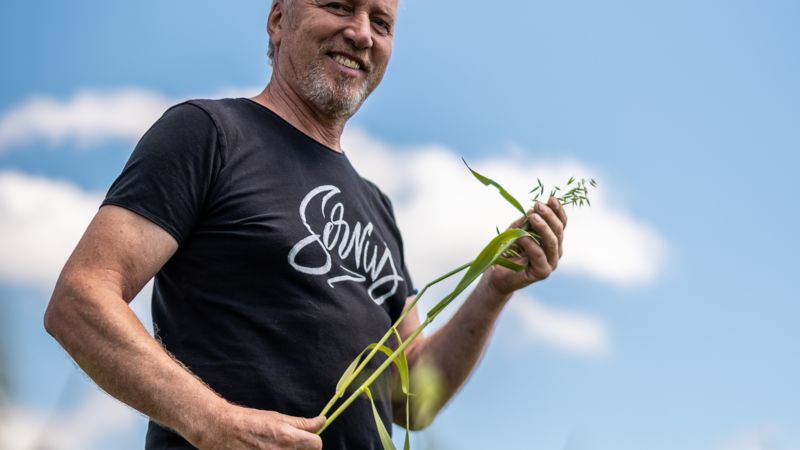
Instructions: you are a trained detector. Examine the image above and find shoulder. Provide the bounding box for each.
[183,97,248,119]
[138,101,226,155]
[146,101,221,147]
[359,177,397,216]
[164,98,242,133]
[152,98,257,160]
[178,98,277,151]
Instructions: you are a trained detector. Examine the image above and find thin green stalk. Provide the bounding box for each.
[318,324,396,417]
[398,261,472,320]
[319,316,432,434]
[316,163,597,444]
[318,261,472,418]
[319,228,527,432]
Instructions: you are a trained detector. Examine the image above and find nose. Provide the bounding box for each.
[342,12,373,49]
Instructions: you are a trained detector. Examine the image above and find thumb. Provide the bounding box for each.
[284,414,327,433]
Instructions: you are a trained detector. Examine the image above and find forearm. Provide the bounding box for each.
[400,273,512,428]
[44,275,226,445]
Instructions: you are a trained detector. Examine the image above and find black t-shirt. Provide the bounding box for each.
[103,98,415,449]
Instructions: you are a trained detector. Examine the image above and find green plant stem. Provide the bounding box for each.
[399,261,472,323]
[319,316,433,434]
[317,193,584,434]
[318,261,472,418]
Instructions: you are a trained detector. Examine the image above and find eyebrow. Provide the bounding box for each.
[371,3,396,22]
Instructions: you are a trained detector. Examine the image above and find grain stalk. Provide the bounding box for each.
[317,160,596,449]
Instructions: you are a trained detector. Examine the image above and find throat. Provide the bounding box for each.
[253,82,347,152]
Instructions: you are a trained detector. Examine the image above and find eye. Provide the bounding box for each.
[371,17,392,36]
[324,2,351,14]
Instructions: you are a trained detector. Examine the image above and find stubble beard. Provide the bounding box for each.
[299,58,372,119]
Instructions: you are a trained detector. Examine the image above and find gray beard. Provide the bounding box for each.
[300,61,369,118]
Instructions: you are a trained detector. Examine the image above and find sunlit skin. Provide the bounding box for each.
[252,0,398,151]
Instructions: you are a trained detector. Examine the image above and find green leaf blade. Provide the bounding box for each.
[495,256,525,272]
[427,228,528,319]
[364,387,397,450]
[335,347,368,398]
[367,341,411,396]
[462,158,527,216]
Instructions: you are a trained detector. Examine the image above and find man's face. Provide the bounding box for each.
[271,0,398,118]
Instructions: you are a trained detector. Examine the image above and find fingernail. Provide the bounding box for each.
[532,213,543,222]
[537,202,547,213]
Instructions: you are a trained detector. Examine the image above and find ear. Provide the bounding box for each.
[267,0,286,49]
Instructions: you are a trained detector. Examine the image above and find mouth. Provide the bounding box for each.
[328,52,366,72]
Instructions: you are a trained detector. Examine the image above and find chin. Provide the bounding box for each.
[303,71,371,117]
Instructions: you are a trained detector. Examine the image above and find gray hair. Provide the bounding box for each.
[267,0,294,64]
[267,0,401,64]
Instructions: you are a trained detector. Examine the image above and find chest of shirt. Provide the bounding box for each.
[173,129,408,313]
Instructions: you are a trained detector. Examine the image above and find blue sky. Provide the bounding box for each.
[1,0,799,449]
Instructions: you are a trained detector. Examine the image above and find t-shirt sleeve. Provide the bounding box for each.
[102,102,224,245]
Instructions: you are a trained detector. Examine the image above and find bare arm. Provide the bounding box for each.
[394,197,568,429]
[44,205,324,449]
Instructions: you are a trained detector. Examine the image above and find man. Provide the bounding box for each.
[44,0,568,449]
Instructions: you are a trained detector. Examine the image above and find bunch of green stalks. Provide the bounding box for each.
[316,159,596,449]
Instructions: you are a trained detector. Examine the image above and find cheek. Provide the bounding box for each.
[374,42,393,65]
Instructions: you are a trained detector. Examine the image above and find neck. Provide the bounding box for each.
[251,75,347,152]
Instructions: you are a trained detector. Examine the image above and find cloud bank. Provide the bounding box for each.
[0,89,171,150]
[343,128,667,287]
[0,171,101,286]
[0,87,258,152]
[0,88,668,357]
[0,388,140,450]
[507,296,609,355]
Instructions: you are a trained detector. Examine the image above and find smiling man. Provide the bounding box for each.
[44,1,568,449]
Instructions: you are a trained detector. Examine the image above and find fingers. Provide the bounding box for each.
[508,213,527,229]
[548,196,568,230]
[504,197,567,275]
[516,232,552,280]
[269,413,325,449]
[283,415,326,433]
[281,425,323,450]
[529,201,562,267]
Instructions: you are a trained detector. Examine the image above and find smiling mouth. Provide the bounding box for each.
[330,53,363,71]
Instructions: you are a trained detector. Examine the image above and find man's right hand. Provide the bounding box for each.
[43,205,324,450]
[192,405,324,450]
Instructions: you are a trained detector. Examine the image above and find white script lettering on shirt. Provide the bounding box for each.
[288,185,405,305]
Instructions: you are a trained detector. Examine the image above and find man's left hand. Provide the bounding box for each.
[484,196,568,297]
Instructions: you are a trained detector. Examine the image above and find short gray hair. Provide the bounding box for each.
[267,0,294,64]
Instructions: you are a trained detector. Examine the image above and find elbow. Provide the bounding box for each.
[44,287,70,340]
[43,303,56,337]
[44,276,85,343]
[392,402,441,431]
[406,416,435,432]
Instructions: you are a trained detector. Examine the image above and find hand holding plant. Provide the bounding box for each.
[482,195,568,297]
[317,160,596,449]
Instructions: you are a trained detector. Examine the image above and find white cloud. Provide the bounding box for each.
[0,169,154,326]
[0,89,171,151]
[0,88,666,360]
[343,127,667,288]
[507,296,609,355]
[0,88,667,289]
[715,424,789,450]
[0,388,141,450]
[0,87,259,151]
[0,171,101,286]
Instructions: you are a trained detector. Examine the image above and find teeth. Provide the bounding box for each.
[333,54,361,70]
